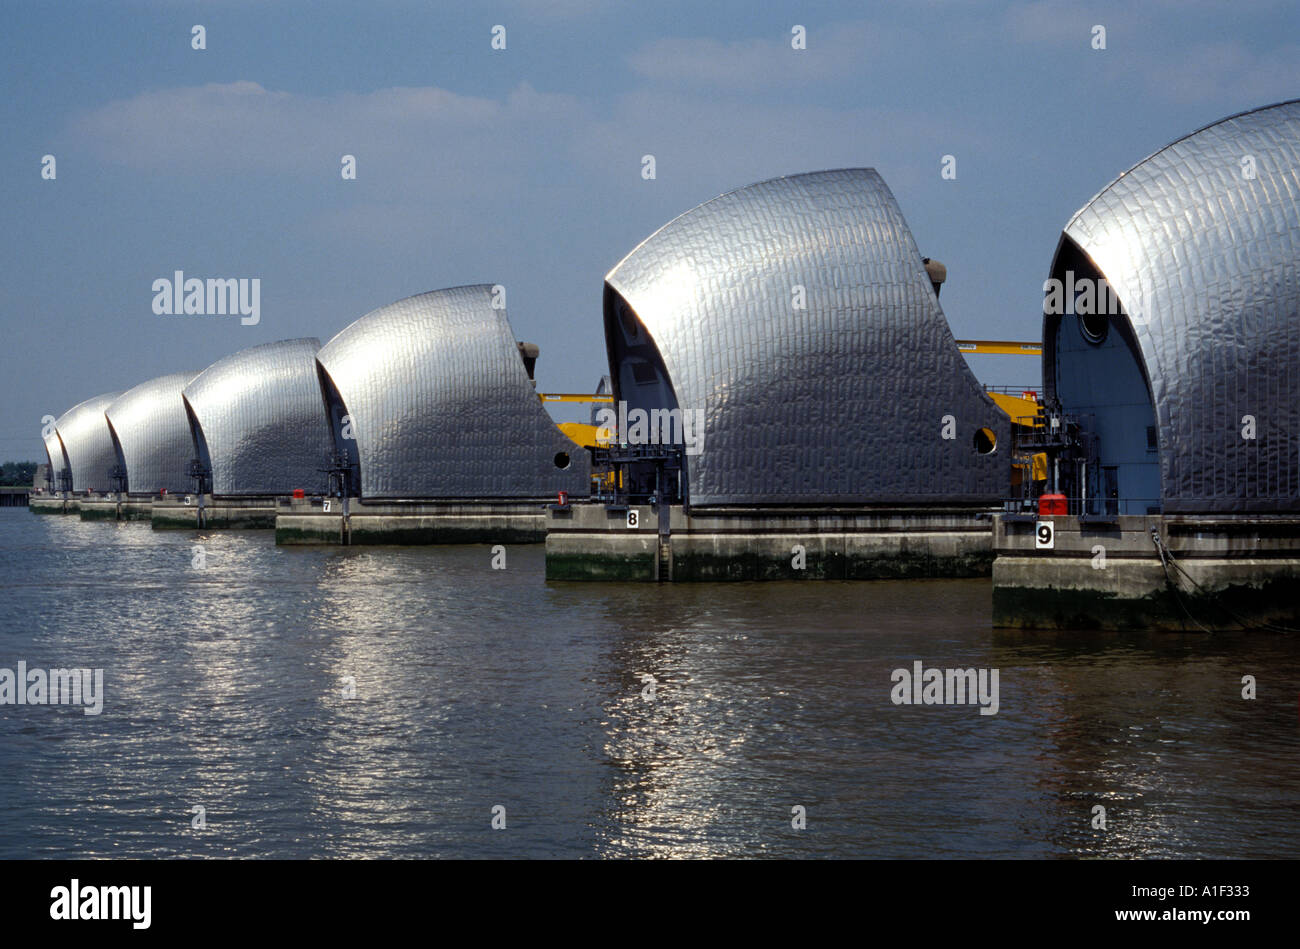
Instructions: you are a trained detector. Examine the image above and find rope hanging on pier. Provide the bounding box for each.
[1149,528,1300,634]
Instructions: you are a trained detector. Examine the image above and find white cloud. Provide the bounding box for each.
[627,21,903,90]
[1004,1,1101,45]
[994,4,1297,109]
[572,88,993,198]
[1131,41,1300,106]
[69,80,587,185]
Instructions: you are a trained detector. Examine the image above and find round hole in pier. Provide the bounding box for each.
[974,428,997,455]
[554,452,571,470]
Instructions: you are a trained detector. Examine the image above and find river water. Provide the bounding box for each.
[1,508,1297,858]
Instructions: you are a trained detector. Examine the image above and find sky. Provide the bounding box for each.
[1,0,1296,463]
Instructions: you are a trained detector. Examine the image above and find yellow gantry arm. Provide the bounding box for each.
[954,340,1043,356]
[538,393,615,403]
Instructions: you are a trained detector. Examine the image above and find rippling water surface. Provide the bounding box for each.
[2,508,1298,858]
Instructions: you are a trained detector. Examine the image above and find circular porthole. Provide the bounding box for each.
[974,427,997,455]
[1079,312,1109,345]
[554,452,571,470]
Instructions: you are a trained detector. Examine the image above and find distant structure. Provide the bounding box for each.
[602,167,1008,507]
[589,375,613,428]
[42,427,68,494]
[182,339,334,497]
[1042,99,1300,515]
[53,392,122,493]
[105,372,198,496]
[272,287,589,545]
[315,286,589,500]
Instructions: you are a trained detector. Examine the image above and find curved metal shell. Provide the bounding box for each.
[316,286,591,499]
[105,372,198,496]
[54,392,122,493]
[1045,100,1300,514]
[43,429,69,490]
[183,339,333,496]
[604,168,1009,507]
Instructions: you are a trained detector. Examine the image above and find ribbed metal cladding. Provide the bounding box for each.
[54,392,123,493]
[316,286,591,499]
[604,168,1009,507]
[1045,100,1300,514]
[43,430,69,487]
[105,372,198,496]
[183,339,333,496]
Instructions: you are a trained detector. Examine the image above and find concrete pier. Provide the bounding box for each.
[150,495,277,530]
[77,495,153,522]
[545,503,995,581]
[992,514,1300,630]
[274,498,551,545]
[29,496,73,514]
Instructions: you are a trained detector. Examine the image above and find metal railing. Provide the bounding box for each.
[983,384,1042,396]
[1000,496,1164,517]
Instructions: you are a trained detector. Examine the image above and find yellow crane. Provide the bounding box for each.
[954,340,1048,483]
[955,339,1042,356]
[952,339,1043,422]
[538,393,614,403]
[537,392,613,451]
[537,392,618,492]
